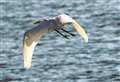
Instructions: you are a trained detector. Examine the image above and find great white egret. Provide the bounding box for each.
[23,14,88,69]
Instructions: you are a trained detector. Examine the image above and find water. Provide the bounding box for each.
[0,0,120,82]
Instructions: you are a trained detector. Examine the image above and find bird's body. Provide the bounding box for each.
[23,14,88,69]
[30,18,60,32]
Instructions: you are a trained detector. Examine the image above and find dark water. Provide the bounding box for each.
[0,0,120,82]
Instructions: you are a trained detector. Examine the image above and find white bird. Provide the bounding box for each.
[23,14,88,69]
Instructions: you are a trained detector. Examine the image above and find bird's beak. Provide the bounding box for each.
[63,20,72,25]
[71,20,88,43]
[61,16,88,43]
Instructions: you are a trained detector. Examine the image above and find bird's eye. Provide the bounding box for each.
[57,25,59,27]
[67,22,72,24]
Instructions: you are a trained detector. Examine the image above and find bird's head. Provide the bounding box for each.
[57,14,88,43]
[57,14,74,25]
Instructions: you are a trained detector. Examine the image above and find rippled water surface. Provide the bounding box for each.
[0,0,120,82]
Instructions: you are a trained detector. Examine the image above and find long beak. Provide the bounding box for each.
[72,20,88,43]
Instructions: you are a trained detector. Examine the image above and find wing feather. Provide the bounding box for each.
[23,30,42,69]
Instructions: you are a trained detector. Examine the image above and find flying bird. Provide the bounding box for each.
[23,14,88,69]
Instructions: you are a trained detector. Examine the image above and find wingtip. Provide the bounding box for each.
[24,63,31,69]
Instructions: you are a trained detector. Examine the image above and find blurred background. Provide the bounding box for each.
[0,0,120,82]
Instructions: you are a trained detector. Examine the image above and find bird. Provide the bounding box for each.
[23,14,88,69]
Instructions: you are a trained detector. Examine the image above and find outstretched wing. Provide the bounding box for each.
[72,20,88,43]
[32,19,48,24]
[23,29,42,69]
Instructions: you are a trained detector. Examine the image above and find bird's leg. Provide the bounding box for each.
[61,28,75,36]
[55,30,69,39]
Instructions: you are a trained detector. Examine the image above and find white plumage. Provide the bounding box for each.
[23,14,88,69]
